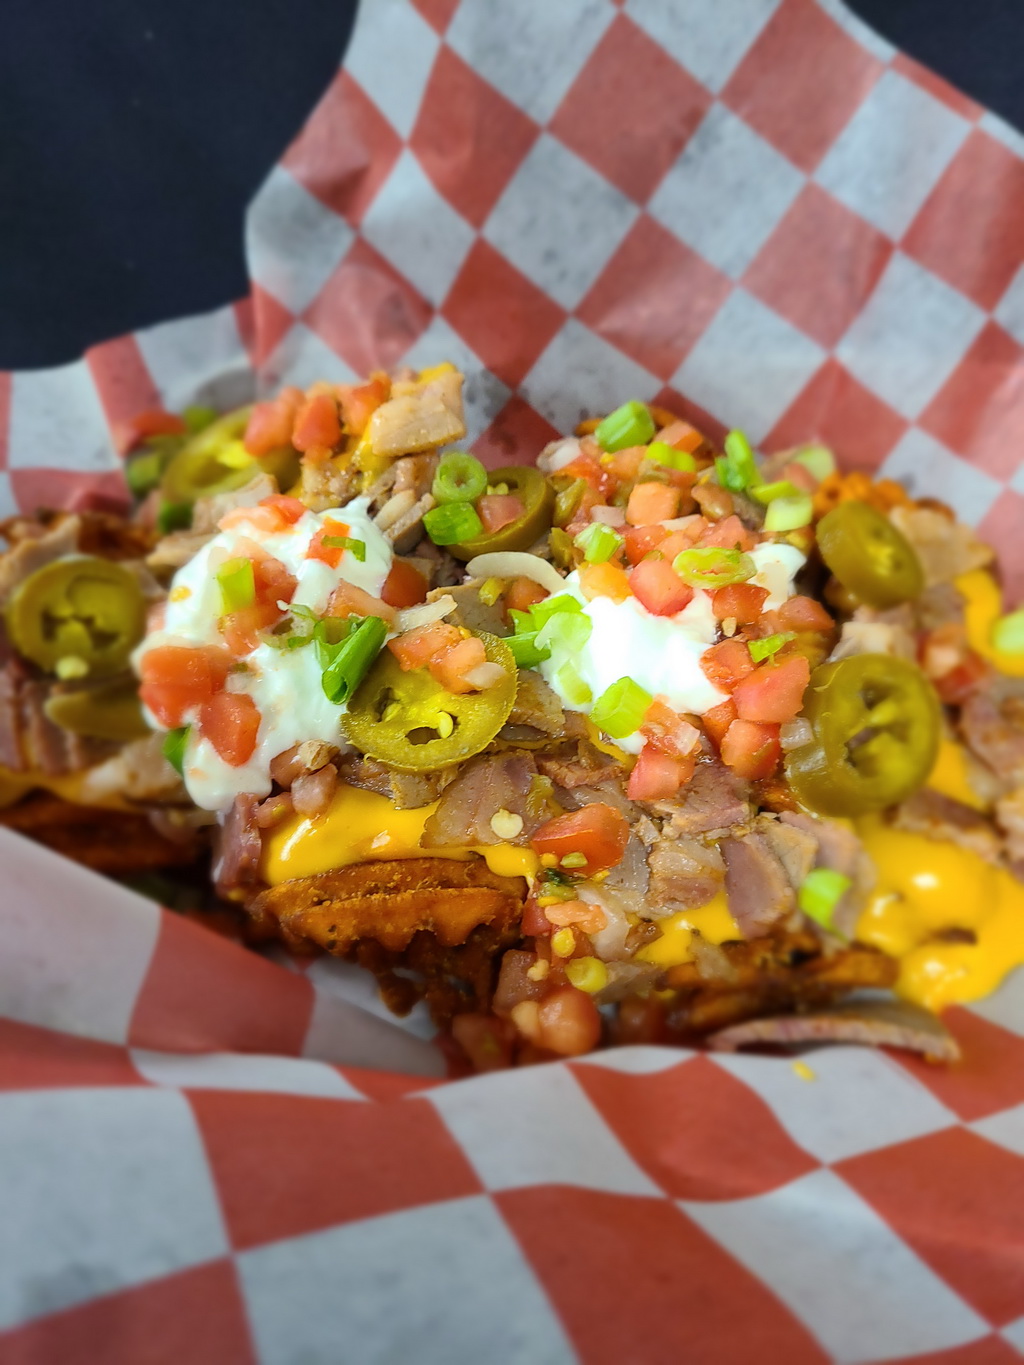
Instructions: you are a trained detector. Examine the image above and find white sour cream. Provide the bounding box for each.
[539,543,805,753]
[137,497,392,812]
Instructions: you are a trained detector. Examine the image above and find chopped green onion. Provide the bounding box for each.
[162,726,190,776]
[507,633,551,668]
[321,535,367,561]
[748,632,795,663]
[216,558,256,614]
[595,400,656,453]
[554,662,592,707]
[751,479,800,505]
[790,444,836,483]
[764,493,813,533]
[423,502,483,546]
[993,610,1024,655]
[478,577,503,607]
[574,522,623,564]
[527,594,583,629]
[432,452,488,505]
[182,405,219,433]
[536,609,592,655]
[157,501,192,534]
[673,547,756,588]
[320,615,388,705]
[646,441,696,473]
[798,867,852,932]
[724,430,761,489]
[591,676,653,739]
[126,450,165,497]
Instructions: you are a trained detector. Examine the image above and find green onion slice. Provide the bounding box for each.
[790,444,836,482]
[748,632,795,663]
[216,557,256,613]
[993,610,1024,656]
[574,522,623,564]
[157,501,192,535]
[182,405,219,433]
[673,547,756,589]
[554,662,592,707]
[162,726,190,776]
[798,867,852,932]
[319,615,388,705]
[431,452,488,505]
[646,441,696,473]
[507,633,551,668]
[321,535,367,561]
[595,400,656,454]
[536,609,592,655]
[423,502,483,546]
[591,676,653,739]
[764,493,813,533]
[751,479,800,505]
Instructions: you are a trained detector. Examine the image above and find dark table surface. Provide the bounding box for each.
[1,0,1020,370]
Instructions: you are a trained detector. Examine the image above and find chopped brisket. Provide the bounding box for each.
[421,751,543,847]
[892,788,1003,864]
[959,680,1024,785]
[647,838,725,912]
[707,997,960,1062]
[214,794,264,899]
[720,830,795,935]
[652,757,750,837]
[337,753,456,810]
[507,670,566,735]
[0,516,80,604]
[427,581,509,637]
[888,504,992,586]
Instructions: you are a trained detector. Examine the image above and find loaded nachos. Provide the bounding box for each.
[4,363,1024,1070]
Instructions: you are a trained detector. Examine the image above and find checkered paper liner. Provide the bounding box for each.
[2,0,1024,1359]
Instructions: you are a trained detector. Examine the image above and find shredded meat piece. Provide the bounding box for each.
[147,529,215,570]
[647,837,725,912]
[652,758,751,837]
[892,788,1003,864]
[392,452,439,497]
[959,679,1024,785]
[214,794,264,900]
[298,454,360,513]
[365,371,466,457]
[385,492,435,553]
[508,670,565,735]
[336,754,457,810]
[0,661,120,775]
[79,733,188,806]
[720,830,795,935]
[421,751,543,847]
[537,738,626,790]
[707,998,960,1062]
[427,581,509,637]
[889,504,992,586]
[190,473,278,534]
[996,787,1024,868]
[830,604,917,662]
[603,831,650,902]
[757,815,817,890]
[917,582,966,632]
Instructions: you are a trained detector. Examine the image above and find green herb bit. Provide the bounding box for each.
[595,400,656,454]
[590,676,653,739]
[423,502,483,546]
[993,610,1024,656]
[320,616,388,705]
[673,547,756,588]
[751,479,800,505]
[748,632,795,663]
[763,493,813,533]
[162,726,190,776]
[182,405,219,433]
[646,441,696,473]
[157,501,192,535]
[507,632,551,668]
[574,522,623,564]
[216,557,256,614]
[321,535,367,561]
[798,867,852,932]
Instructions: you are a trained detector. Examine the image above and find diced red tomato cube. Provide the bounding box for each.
[429,636,488,694]
[640,698,700,757]
[291,393,341,452]
[627,744,696,800]
[711,583,769,624]
[327,581,396,625]
[700,639,756,690]
[776,595,835,633]
[380,559,428,609]
[198,692,261,767]
[530,803,629,873]
[625,482,680,527]
[719,718,781,780]
[220,602,281,656]
[695,514,754,551]
[702,698,737,749]
[655,420,704,454]
[388,622,462,671]
[114,408,187,455]
[337,374,389,437]
[505,577,548,613]
[259,494,307,526]
[578,562,632,603]
[477,494,525,533]
[624,524,668,566]
[139,644,232,728]
[732,654,811,724]
[306,517,351,569]
[605,446,646,482]
[243,389,303,456]
[630,558,693,617]
[561,451,616,500]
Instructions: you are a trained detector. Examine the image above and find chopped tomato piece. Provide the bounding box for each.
[933,653,990,705]
[327,581,396,625]
[530,802,629,873]
[561,451,616,500]
[720,718,781,780]
[695,514,754,551]
[251,552,297,608]
[291,393,341,453]
[655,420,704,454]
[630,558,693,617]
[307,517,351,569]
[656,527,701,563]
[701,639,756,691]
[732,654,811,724]
[625,482,680,527]
[477,494,525,533]
[702,698,737,749]
[605,446,646,482]
[430,636,488,694]
[627,744,696,801]
[260,494,307,525]
[388,621,462,671]
[114,408,187,455]
[623,523,668,566]
[521,896,553,937]
[640,698,700,757]
[139,644,232,728]
[337,374,389,437]
[243,389,302,456]
[711,583,770,624]
[380,559,428,609]
[220,603,278,656]
[505,577,548,613]
[776,595,834,633]
[579,562,632,603]
[198,692,261,767]
[781,460,817,493]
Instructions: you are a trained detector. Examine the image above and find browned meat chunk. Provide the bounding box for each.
[720,830,795,935]
[508,670,565,736]
[421,751,544,847]
[426,581,508,637]
[653,758,750,836]
[647,838,725,912]
[214,794,264,899]
[336,754,456,810]
[707,998,960,1062]
[960,681,1024,785]
[892,788,1002,864]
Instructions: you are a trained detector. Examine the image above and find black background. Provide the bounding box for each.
[1,0,1020,369]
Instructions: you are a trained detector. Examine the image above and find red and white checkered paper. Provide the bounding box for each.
[2,1,1024,1360]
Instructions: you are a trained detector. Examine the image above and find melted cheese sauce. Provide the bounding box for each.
[958,569,1024,678]
[0,765,130,812]
[926,736,987,811]
[636,891,741,967]
[262,782,539,885]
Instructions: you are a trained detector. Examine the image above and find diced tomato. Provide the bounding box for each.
[640,698,700,757]
[781,460,817,492]
[656,527,702,564]
[630,558,693,617]
[252,552,297,609]
[218,494,308,535]
[307,517,351,569]
[243,389,302,456]
[579,562,632,603]
[700,639,756,690]
[625,482,680,527]
[220,603,277,656]
[259,494,307,525]
[291,392,342,453]
[198,692,261,767]
[702,698,737,749]
[380,559,428,609]
[521,897,553,937]
[627,744,696,801]
[139,644,232,728]
[655,420,705,454]
[505,577,548,613]
[695,514,754,551]
[430,636,488,694]
[732,654,811,724]
[388,622,462,671]
[113,408,187,455]
[720,719,781,780]
[777,595,834,633]
[711,583,769,624]
[624,523,668,566]
[337,374,389,437]
[477,494,525,533]
[605,446,646,482]
[327,581,396,625]
[530,803,630,873]
[561,451,616,500]
[933,653,990,705]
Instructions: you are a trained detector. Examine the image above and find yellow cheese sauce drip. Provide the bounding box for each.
[261,782,539,884]
[957,569,1024,678]
[856,819,1024,1012]
[926,736,987,811]
[0,765,130,812]
[635,890,740,968]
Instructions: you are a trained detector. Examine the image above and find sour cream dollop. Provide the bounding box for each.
[539,543,805,753]
[136,497,392,811]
